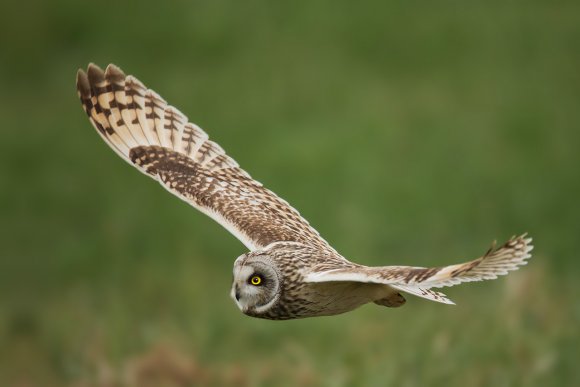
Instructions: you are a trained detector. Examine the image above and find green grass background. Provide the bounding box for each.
[1,0,579,386]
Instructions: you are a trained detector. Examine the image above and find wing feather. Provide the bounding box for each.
[305,235,533,304]
[77,63,331,252]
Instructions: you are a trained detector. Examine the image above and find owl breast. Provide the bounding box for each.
[249,281,389,320]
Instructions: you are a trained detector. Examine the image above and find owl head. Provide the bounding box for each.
[231,252,282,317]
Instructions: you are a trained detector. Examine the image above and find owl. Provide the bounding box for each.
[77,63,533,320]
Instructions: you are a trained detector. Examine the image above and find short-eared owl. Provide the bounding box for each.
[77,64,533,320]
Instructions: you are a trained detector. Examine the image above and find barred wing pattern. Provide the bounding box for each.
[76,63,332,252]
[305,235,533,304]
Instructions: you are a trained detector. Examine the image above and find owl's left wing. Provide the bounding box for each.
[77,63,333,252]
[305,235,533,304]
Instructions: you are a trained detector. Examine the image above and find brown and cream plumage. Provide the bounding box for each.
[77,63,533,320]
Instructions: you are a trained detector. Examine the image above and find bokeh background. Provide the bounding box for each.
[1,1,579,386]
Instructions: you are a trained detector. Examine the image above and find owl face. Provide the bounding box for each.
[231,254,281,316]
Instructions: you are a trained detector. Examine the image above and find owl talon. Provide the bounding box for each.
[374,292,406,308]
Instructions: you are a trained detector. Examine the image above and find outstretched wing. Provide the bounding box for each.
[305,235,533,304]
[77,63,332,252]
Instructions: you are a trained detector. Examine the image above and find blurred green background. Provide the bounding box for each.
[1,0,579,386]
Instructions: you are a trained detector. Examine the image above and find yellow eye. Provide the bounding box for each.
[250,275,262,286]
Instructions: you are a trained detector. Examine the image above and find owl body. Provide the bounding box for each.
[77,64,533,320]
[233,242,412,320]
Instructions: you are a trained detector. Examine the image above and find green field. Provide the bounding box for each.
[1,1,579,386]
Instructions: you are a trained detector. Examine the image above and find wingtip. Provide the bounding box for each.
[517,232,532,243]
[517,233,534,255]
[76,68,91,97]
[78,63,125,88]
[523,233,533,248]
[87,62,105,84]
[105,63,126,82]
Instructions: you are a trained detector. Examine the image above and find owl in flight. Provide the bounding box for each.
[77,64,532,320]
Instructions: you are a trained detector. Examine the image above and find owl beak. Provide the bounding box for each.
[234,285,241,301]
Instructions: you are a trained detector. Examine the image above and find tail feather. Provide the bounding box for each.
[389,284,455,305]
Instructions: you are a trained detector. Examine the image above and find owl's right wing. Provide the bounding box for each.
[77,63,333,252]
[305,235,533,304]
